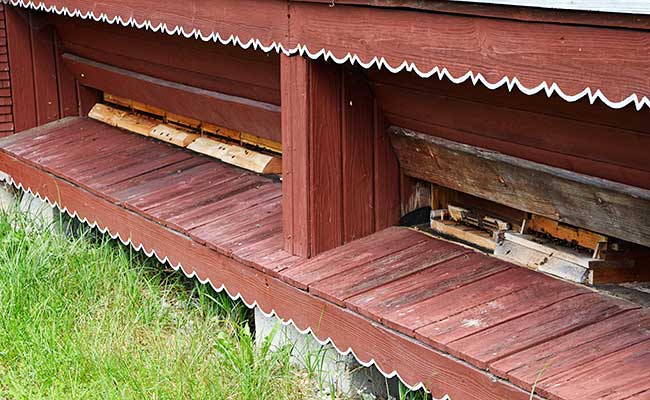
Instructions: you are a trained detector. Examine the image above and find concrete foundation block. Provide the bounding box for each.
[19,191,57,230]
[254,309,397,399]
[0,171,18,213]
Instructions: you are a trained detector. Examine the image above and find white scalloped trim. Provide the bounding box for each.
[4,0,649,111]
[2,173,462,398]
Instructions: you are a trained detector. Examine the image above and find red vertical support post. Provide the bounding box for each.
[281,55,344,258]
[282,55,400,258]
[5,6,36,132]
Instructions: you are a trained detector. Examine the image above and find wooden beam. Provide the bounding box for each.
[23,0,288,47]
[289,2,650,105]
[62,53,282,142]
[298,0,650,30]
[88,103,281,174]
[389,126,650,248]
[280,55,343,257]
[281,56,399,257]
[6,6,36,132]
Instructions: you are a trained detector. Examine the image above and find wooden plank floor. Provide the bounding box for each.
[1,117,649,400]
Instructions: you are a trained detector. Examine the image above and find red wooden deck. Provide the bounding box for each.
[1,117,649,400]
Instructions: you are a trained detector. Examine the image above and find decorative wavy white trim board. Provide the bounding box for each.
[3,173,460,397]
[5,0,649,111]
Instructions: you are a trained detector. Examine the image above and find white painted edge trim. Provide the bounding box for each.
[3,173,459,398]
[4,0,649,111]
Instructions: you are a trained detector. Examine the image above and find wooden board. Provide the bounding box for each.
[0,120,540,400]
[63,54,282,142]
[446,293,635,369]
[490,309,650,392]
[289,2,650,104]
[50,14,281,106]
[5,6,35,132]
[1,118,647,400]
[309,239,469,306]
[279,227,427,290]
[346,253,509,320]
[280,57,400,257]
[389,126,650,248]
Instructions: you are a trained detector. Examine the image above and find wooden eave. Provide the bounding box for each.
[6,0,650,110]
[2,118,649,400]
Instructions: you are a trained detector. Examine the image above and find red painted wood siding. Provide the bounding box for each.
[367,69,650,190]
[282,56,401,257]
[6,7,77,134]
[0,6,13,137]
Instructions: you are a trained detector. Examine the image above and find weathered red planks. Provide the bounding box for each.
[538,339,650,400]
[280,55,309,257]
[1,119,649,400]
[309,239,468,306]
[51,15,281,105]
[0,124,537,400]
[5,6,35,132]
[490,310,650,392]
[446,293,636,369]
[63,54,282,142]
[29,13,59,125]
[414,280,587,350]
[280,57,401,258]
[346,253,509,321]
[289,2,650,104]
[373,79,650,189]
[372,102,400,230]
[18,0,288,49]
[342,68,375,242]
[308,60,344,254]
[279,227,426,289]
[0,6,13,137]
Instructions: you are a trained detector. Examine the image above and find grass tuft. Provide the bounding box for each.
[0,208,308,399]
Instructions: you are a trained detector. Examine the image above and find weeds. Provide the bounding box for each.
[0,208,307,399]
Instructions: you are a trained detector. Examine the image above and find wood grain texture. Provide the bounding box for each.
[309,60,343,254]
[390,127,650,247]
[63,54,282,142]
[290,2,650,104]
[28,12,59,125]
[0,5,13,137]
[299,0,650,30]
[50,15,281,105]
[0,123,538,400]
[447,293,635,369]
[281,55,310,256]
[309,239,468,306]
[346,252,509,321]
[281,58,397,257]
[1,119,648,400]
[490,310,650,392]
[372,77,650,189]
[25,0,288,48]
[6,6,35,132]
[372,101,400,230]
[342,68,374,242]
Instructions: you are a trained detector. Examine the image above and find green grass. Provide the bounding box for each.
[0,208,309,400]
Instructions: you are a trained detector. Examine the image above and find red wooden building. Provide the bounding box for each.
[1,0,649,398]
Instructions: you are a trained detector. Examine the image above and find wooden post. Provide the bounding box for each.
[281,55,399,258]
[6,6,76,132]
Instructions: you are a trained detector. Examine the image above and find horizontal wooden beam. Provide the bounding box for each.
[297,0,650,29]
[62,53,282,142]
[289,2,650,104]
[389,126,650,248]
